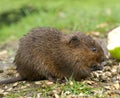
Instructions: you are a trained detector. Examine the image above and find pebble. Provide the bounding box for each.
[46,81,53,85]
[105,72,112,77]
[0,89,4,93]
[83,80,96,85]
[19,97,26,98]
[26,83,30,87]
[6,88,12,91]
[104,86,112,90]
[69,81,73,86]
[54,93,59,98]
[36,93,41,98]
[117,65,120,74]
[3,92,9,95]
[35,81,42,85]
[100,73,108,81]
[113,81,120,90]
[113,82,120,90]
[111,77,117,82]
[4,86,8,89]
[21,85,27,89]
[65,91,71,95]
[0,50,8,61]
[116,75,120,81]
[111,68,117,76]
[13,82,18,87]
[103,66,111,71]
[91,72,100,78]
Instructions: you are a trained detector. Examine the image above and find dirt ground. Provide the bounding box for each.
[0,40,120,98]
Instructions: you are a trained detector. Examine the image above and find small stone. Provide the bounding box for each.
[116,75,120,80]
[0,50,8,61]
[104,66,111,71]
[0,89,4,93]
[117,65,120,74]
[46,81,53,85]
[111,68,117,76]
[54,93,59,98]
[67,95,73,98]
[21,86,27,89]
[91,72,100,78]
[4,86,8,89]
[7,88,12,91]
[26,83,30,87]
[79,93,87,96]
[19,97,25,98]
[105,72,112,77]
[35,81,41,85]
[100,73,108,81]
[3,92,9,95]
[113,82,120,90]
[13,82,18,87]
[69,81,73,86]
[22,81,26,84]
[105,60,113,66]
[111,77,117,82]
[92,89,104,97]
[83,80,96,85]
[104,86,111,90]
[65,91,71,95]
[36,93,41,98]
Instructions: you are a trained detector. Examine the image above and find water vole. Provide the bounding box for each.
[0,27,105,84]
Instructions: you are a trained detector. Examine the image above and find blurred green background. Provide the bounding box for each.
[0,0,120,44]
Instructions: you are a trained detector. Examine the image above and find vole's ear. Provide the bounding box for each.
[69,36,80,48]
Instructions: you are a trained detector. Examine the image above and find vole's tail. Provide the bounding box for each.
[0,76,23,85]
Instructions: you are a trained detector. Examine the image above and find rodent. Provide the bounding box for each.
[0,27,105,84]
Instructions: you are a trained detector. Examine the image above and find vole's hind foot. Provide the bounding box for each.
[47,74,57,83]
[47,74,66,84]
[57,77,66,84]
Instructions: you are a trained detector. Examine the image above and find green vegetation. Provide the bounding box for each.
[5,79,94,98]
[0,0,120,43]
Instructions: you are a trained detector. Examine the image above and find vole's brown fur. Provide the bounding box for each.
[0,27,105,84]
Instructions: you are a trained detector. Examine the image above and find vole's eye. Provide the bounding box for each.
[92,47,96,52]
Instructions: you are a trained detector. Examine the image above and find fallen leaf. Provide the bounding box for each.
[96,22,108,28]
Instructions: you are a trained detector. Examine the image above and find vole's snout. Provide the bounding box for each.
[91,56,107,71]
[91,63,103,71]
